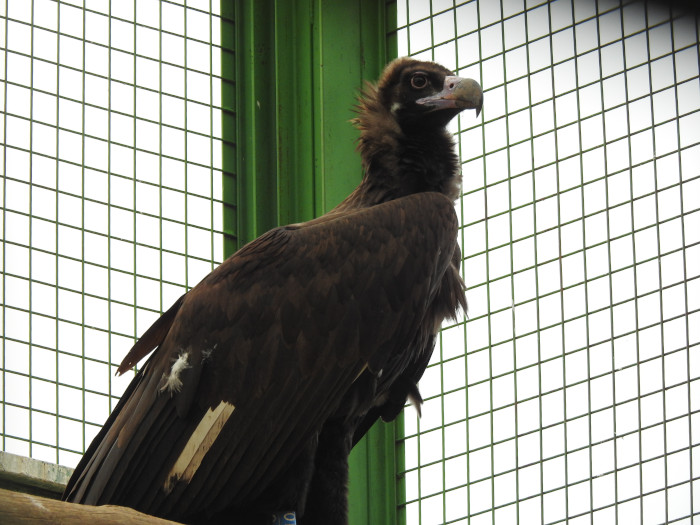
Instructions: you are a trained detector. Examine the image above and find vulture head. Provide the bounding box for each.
[383,58,482,129]
[353,57,483,201]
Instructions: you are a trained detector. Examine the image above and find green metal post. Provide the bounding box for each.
[222,0,398,523]
[221,2,238,257]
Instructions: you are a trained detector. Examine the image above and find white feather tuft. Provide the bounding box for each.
[160,352,191,395]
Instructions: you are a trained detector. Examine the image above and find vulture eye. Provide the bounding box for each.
[410,73,428,89]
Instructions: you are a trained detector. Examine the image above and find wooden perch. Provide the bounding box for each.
[0,487,183,525]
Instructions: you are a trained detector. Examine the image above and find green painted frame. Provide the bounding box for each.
[221,1,398,522]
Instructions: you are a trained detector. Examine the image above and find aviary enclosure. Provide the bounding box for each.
[1,0,698,523]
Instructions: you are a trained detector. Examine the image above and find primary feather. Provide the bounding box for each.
[63,57,482,525]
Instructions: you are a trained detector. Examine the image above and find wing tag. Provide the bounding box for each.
[164,400,235,493]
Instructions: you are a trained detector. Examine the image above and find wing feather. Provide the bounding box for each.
[117,296,185,375]
[64,191,460,522]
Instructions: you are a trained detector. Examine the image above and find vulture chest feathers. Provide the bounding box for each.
[62,57,482,525]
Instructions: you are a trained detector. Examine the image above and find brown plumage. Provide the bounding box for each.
[62,57,482,525]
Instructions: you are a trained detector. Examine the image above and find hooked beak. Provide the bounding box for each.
[416,76,483,117]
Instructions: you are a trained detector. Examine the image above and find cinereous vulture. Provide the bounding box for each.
[63,57,483,525]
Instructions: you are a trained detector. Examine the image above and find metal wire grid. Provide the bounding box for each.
[391,0,699,523]
[0,0,227,468]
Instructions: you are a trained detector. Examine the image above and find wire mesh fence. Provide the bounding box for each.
[393,0,699,523]
[1,1,699,524]
[1,0,228,468]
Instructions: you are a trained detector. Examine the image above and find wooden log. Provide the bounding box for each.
[0,487,183,525]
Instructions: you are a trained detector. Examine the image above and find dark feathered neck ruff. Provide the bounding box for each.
[344,77,462,209]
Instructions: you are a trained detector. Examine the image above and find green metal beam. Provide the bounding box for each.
[221,1,398,522]
[226,0,392,243]
[311,0,390,215]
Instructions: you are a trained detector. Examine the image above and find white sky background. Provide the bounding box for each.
[1,0,700,524]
